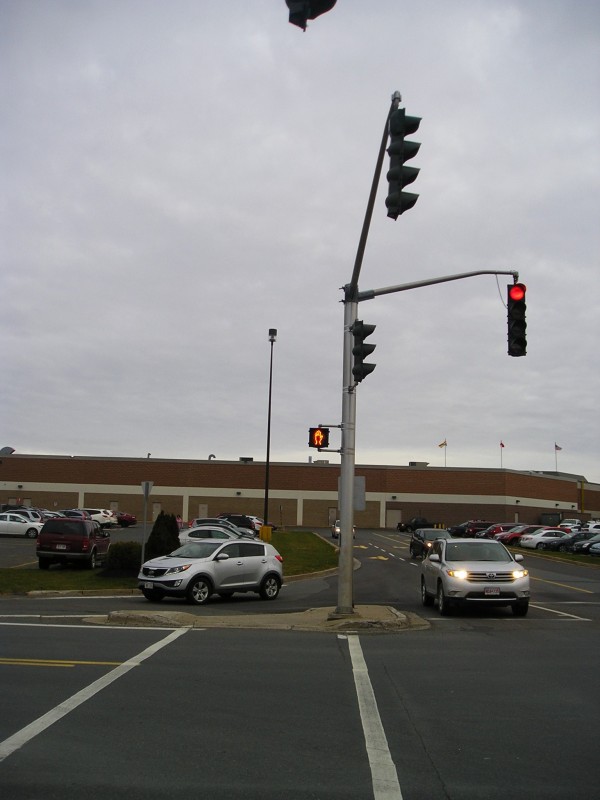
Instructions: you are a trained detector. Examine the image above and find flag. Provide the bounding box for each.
[438,439,447,448]
[500,441,505,448]
[555,443,562,451]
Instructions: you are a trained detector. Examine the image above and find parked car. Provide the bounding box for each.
[0,512,44,538]
[581,522,600,534]
[82,508,118,528]
[217,513,257,533]
[447,520,495,537]
[572,533,600,555]
[116,511,137,527]
[475,523,516,539]
[178,525,252,545]
[536,531,596,552]
[420,537,530,616]
[138,538,283,605]
[247,515,265,532]
[409,528,452,559]
[397,517,437,533]
[558,518,582,530]
[8,508,44,525]
[494,525,547,546]
[59,509,92,520]
[519,529,569,549]
[331,519,355,539]
[188,517,254,537]
[36,517,110,569]
[589,542,600,556]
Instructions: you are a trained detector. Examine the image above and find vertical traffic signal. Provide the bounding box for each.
[308,427,330,449]
[351,320,376,383]
[286,0,337,30]
[385,108,421,220]
[507,283,527,357]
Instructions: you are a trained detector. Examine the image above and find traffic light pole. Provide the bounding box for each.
[333,93,401,617]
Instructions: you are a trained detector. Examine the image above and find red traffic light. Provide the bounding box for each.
[508,283,526,302]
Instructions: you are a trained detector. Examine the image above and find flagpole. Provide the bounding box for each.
[500,444,503,469]
[555,445,558,472]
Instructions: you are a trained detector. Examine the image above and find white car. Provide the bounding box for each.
[248,515,265,532]
[8,508,44,524]
[178,525,253,546]
[519,528,569,549]
[0,512,44,538]
[82,508,119,528]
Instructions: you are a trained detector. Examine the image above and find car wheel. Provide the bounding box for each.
[86,551,97,569]
[38,559,50,570]
[437,582,451,616]
[512,600,529,617]
[259,574,281,600]
[25,528,38,538]
[409,545,416,559]
[187,576,212,605]
[536,543,545,550]
[558,544,567,552]
[142,588,165,602]
[421,578,434,607]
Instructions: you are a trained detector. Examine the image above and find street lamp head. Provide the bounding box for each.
[268,328,277,343]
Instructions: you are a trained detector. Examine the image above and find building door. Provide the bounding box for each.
[386,509,403,529]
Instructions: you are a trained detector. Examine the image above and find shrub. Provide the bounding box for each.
[105,541,141,573]
[145,511,180,560]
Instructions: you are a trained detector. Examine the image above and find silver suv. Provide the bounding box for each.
[138,539,283,605]
[421,538,530,616]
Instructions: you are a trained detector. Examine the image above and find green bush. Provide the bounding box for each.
[145,511,180,560]
[106,541,142,573]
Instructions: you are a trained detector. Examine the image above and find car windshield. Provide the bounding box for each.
[424,530,450,541]
[169,542,221,559]
[445,542,510,562]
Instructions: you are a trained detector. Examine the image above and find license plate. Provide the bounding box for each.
[144,582,154,589]
[55,544,67,550]
[484,586,500,596]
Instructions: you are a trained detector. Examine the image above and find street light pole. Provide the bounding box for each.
[263,328,277,525]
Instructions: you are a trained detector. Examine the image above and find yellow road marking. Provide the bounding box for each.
[369,556,389,561]
[530,576,594,594]
[0,658,122,667]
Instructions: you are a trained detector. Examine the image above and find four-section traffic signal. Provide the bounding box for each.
[385,108,421,220]
[507,283,527,357]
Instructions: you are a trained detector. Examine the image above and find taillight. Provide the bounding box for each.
[275,555,283,562]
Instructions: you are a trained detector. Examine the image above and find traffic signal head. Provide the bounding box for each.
[308,427,330,449]
[351,320,376,383]
[386,108,421,220]
[507,283,527,357]
[286,0,337,30]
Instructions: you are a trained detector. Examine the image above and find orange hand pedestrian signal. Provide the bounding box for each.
[308,427,330,449]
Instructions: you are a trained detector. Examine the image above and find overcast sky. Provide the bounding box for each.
[2,0,599,482]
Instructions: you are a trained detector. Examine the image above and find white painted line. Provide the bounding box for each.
[0,628,188,763]
[348,635,403,800]
[529,604,591,620]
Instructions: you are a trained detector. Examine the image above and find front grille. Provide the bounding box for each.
[142,567,168,577]
[467,571,516,583]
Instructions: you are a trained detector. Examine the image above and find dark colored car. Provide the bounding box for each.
[409,528,452,559]
[397,517,436,532]
[116,511,137,527]
[447,520,496,537]
[36,517,111,569]
[537,530,598,552]
[217,513,256,533]
[571,533,600,555]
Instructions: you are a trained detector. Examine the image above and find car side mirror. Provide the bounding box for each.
[514,553,523,562]
[215,553,230,561]
[429,554,440,563]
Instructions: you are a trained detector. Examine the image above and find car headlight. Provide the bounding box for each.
[165,564,192,575]
[446,569,469,580]
[512,569,528,578]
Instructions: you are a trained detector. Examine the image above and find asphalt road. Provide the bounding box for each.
[1,529,599,799]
